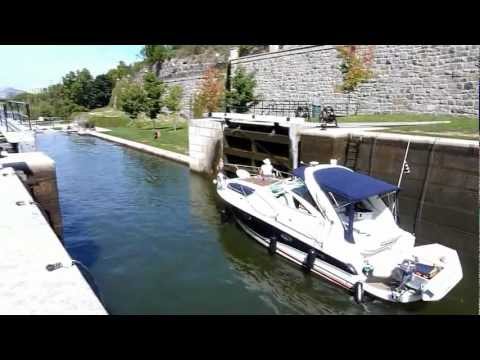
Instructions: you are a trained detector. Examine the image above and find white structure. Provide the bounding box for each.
[216,162,463,303]
[0,166,107,315]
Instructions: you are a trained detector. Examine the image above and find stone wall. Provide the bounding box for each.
[155,56,226,118]
[230,45,480,116]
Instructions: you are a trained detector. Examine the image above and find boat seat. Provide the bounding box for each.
[236,169,251,179]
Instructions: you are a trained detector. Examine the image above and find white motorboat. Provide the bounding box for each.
[215,161,463,303]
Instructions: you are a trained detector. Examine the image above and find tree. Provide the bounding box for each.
[141,45,175,65]
[336,45,374,115]
[117,82,147,118]
[106,61,132,85]
[225,66,258,113]
[165,85,183,131]
[192,67,224,117]
[91,74,113,108]
[62,68,95,108]
[165,85,183,113]
[238,45,268,57]
[143,71,166,119]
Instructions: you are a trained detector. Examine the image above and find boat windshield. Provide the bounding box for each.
[290,184,319,211]
[269,178,304,195]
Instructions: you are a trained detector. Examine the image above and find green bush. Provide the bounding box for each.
[225,66,258,113]
[165,85,183,113]
[192,95,205,118]
[141,45,175,65]
[117,82,148,118]
[143,71,166,119]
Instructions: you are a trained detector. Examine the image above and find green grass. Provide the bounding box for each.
[88,115,130,128]
[340,113,476,123]
[338,113,478,140]
[107,121,189,154]
[70,107,131,127]
[381,121,478,140]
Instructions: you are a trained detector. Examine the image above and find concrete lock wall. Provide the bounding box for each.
[230,45,479,116]
[299,132,479,254]
[0,152,63,240]
[189,118,223,174]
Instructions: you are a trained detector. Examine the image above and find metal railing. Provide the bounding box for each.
[223,163,294,179]
[1,101,33,130]
[225,100,312,119]
[223,98,360,123]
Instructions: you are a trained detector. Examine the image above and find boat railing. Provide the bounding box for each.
[223,163,294,179]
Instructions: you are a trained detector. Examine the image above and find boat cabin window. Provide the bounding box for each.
[276,191,318,216]
[227,182,255,196]
[290,185,319,211]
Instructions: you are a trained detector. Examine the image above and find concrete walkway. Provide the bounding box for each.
[338,120,451,128]
[300,121,477,147]
[0,167,107,315]
[85,130,190,165]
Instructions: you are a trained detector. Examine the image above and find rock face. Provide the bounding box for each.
[0,87,24,99]
[230,45,479,116]
[154,55,227,118]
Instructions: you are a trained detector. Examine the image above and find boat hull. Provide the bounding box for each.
[224,203,358,292]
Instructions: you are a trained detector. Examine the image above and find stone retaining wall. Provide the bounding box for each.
[155,56,227,118]
[231,45,479,116]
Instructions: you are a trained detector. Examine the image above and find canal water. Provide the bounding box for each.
[36,132,477,314]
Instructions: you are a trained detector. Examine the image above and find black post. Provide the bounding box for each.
[10,102,15,121]
[26,103,32,130]
[16,102,21,124]
[4,104,9,131]
[225,61,231,113]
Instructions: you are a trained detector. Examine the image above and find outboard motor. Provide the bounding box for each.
[391,259,416,290]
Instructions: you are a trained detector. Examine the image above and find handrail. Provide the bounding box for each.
[223,162,294,178]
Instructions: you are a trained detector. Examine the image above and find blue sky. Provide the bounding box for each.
[0,45,144,91]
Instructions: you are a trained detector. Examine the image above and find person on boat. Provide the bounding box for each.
[260,158,274,178]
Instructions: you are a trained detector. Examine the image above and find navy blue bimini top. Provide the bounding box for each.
[293,166,398,203]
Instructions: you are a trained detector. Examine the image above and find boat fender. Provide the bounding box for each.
[345,264,358,275]
[220,208,231,223]
[304,249,316,271]
[268,236,277,255]
[353,282,364,304]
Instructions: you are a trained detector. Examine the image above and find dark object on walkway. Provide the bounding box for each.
[321,106,338,127]
[295,106,311,118]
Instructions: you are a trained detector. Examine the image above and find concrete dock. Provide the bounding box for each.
[0,165,107,315]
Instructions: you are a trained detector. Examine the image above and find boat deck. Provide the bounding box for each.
[243,176,280,187]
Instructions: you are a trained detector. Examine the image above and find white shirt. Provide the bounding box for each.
[260,163,273,176]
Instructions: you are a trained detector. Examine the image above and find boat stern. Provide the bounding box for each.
[412,244,463,302]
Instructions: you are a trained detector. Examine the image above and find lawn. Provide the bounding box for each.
[338,113,478,140]
[107,121,189,154]
[380,121,478,140]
